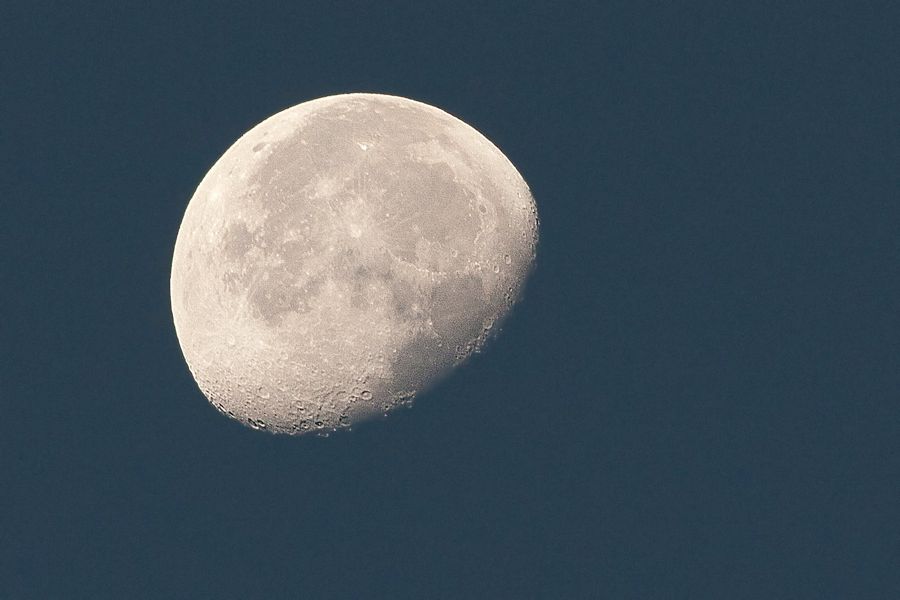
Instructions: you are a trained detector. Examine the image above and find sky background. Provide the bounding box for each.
[3,2,899,598]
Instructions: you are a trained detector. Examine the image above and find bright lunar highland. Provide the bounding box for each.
[171,93,538,435]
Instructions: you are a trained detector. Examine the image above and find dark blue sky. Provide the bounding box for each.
[3,2,899,598]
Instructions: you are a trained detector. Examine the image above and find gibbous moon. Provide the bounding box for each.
[171,93,538,435]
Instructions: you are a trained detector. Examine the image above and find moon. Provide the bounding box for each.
[170,93,538,435]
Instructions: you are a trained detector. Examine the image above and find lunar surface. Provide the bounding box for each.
[171,93,538,435]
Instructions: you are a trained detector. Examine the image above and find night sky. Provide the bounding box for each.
[4,2,899,598]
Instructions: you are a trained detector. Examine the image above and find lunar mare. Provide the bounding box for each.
[171,93,538,435]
